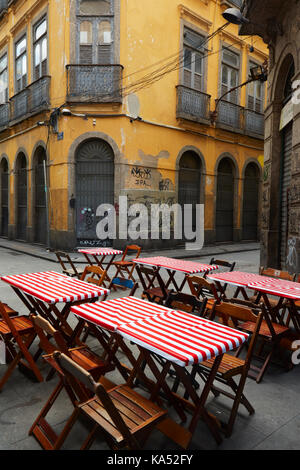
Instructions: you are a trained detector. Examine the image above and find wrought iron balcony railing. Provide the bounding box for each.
[176,85,211,123]
[66,64,123,103]
[0,102,9,129]
[216,100,244,131]
[10,76,50,123]
[244,108,264,137]
[10,88,29,122]
[28,76,51,114]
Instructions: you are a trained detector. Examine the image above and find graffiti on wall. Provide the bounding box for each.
[131,166,152,187]
[286,237,298,273]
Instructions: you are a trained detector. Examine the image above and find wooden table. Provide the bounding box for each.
[71,295,248,446]
[247,277,300,332]
[207,271,266,300]
[78,248,123,283]
[1,271,109,343]
[133,256,218,292]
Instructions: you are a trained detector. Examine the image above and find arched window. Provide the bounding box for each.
[216,157,235,242]
[242,162,260,240]
[178,151,201,241]
[15,153,27,240]
[0,158,9,237]
[34,148,47,244]
[75,139,114,245]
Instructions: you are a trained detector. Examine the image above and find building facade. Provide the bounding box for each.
[240,0,300,273]
[0,0,267,250]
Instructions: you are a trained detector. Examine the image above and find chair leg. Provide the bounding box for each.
[225,373,249,437]
[81,423,99,450]
[0,349,23,392]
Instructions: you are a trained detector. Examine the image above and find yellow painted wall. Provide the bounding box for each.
[0,0,268,247]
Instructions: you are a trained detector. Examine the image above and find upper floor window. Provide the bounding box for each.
[183,28,205,91]
[79,0,112,15]
[247,61,264,113]
[221,47,240,103]
[33,17,47,81]
[15,36,27,92]
[0,54,8,104]
[78,16,113,64]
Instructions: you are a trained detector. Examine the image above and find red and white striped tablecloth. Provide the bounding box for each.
[118,312,248,367]
[71,296,174,331]
[78,248,123,256]
[207,271,265,287]
[247,278,300,300]
[133,256,218,274]
[1,271,109,304]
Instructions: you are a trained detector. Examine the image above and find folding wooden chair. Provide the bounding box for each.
[55,251,85,278]
[225,297,291,383]
[80,265,108,288]
[0,303,18,318]
[112,244,141,282]
[187,275,222,316]
[206,258,236,294]
[108,276,138,296]
[165,291,207,316]
[52,351,167,450]
[0,302,43,391]
[29,314,114,450]
[135,264,171,304]
[197,301,263,436]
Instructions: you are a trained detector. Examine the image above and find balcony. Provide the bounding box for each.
[220,0,243,7]
[66,64,123,103]
[216,100,244,132]
[0,103,9,130]
[244,108,264,137]
[176,85,211,123]
[10,76,51,123]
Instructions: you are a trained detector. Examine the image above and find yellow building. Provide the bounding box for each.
[0,0,267,250]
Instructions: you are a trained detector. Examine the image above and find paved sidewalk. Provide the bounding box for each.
[0,237,259,263]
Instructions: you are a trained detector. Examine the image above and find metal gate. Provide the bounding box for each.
[242,162,259,240]
[75,139,114,246]
[16,154,27,241]
[280,123,293,268]
[216,158,234,242]
[178,152,201,240]
[0,159,8,237]
[34,151,47,244]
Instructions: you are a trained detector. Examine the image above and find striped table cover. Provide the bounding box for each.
[133,256,218,274]
[247,278,300,300]
[207,271,266,287]
[118,312,249,367]
[78,248,123,256]
[71,296,175,331]
[1,271,109,305]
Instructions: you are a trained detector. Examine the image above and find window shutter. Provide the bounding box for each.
[35,65,40,81]
[247,95,254,110]
[42,59,47,76]
[80,44,93,64]
[97,44,111,64]
[193,74,201,91]
[183,69,192,88]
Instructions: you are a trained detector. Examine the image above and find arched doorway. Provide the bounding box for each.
[242,162,260,240]
[75,139,114,245]
[280,60,294,268]
[33,147,47,244]
[216,157,235,242]
[0,158,9,237]
[178,151,201,240]
[15,153,27,241]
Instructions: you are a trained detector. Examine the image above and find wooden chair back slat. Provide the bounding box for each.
[81,265,107,286]
[260,266,296,282]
